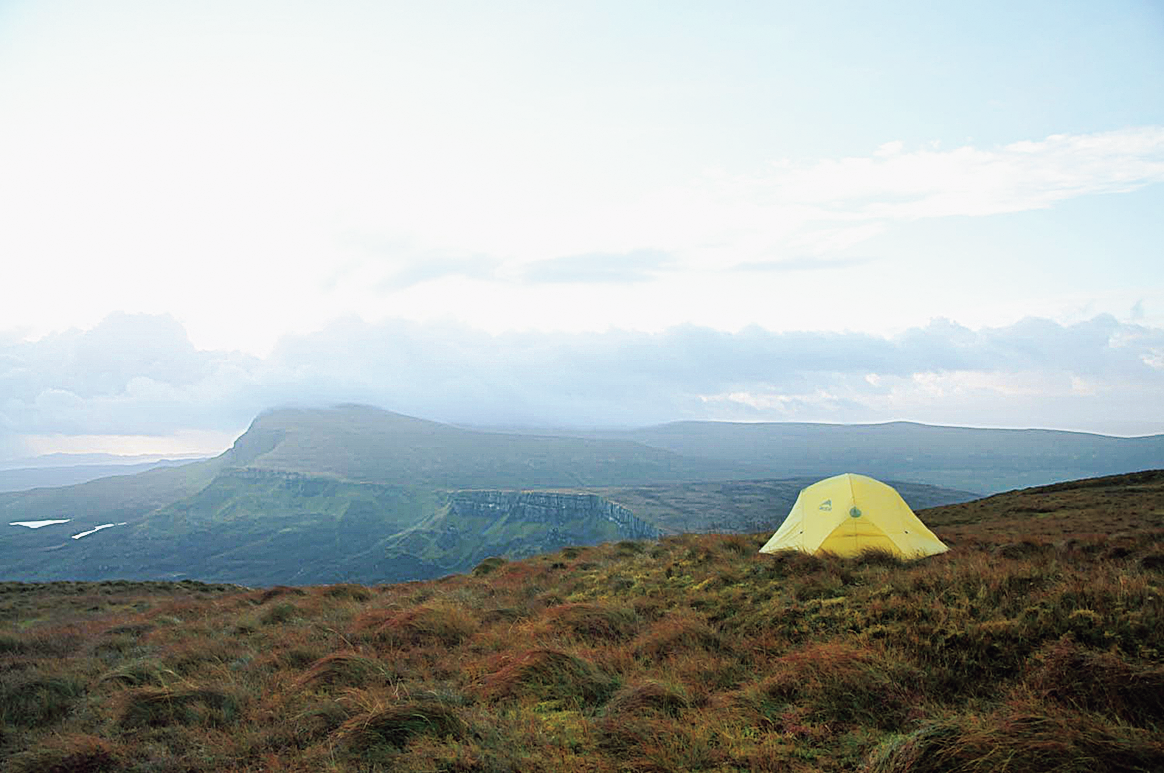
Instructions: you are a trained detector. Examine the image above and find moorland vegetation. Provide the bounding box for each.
[0,470,1162,771]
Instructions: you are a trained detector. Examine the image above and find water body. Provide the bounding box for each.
[71,522,128,540]
[9,519,71,529]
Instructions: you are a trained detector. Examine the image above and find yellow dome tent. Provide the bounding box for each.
[759,473,949,559]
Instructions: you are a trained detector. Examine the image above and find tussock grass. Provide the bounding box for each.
[295,651,396,690]
[1,470,1161,770]
[274,644,328,670]
[5,733,122,773]
[322,582,372,601]
[478,649,620,705]
[595,714,722,771]
[851,546,907,568]
[291,698,351,742]
[117,686,243,728]
[335,698,468,753]
[259,601,299,625]
[1029,637,1164,726]
[615,540,647,556]
[733,642,921,730]
[0,632,29,654]
[99,660,171,688]
[0,673,85,726]
[544,602,638,641]
[867,703,1164,773]
[161,638,249,676]
[606,680,691,717]
[472,556,507,576]
[364,602,479,647]
[633,612,722,660]
[480,605,531,624]
[106,622,154,638]
[252,585,308,605]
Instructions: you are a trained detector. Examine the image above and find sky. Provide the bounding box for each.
[1,0,1162,459]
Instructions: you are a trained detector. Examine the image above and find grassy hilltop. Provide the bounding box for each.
[1,470,1162,771]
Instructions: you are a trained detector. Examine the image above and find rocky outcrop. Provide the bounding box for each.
[376,490,662,580]
[446,491,661,540]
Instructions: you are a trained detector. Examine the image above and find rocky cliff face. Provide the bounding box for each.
[377,490,662,581]
[446,491,661,540]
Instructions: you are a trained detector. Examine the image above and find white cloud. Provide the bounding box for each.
[1,312,1161,458]
[695,127,1164,259]
[1,117,1160,352]
[322,127,1164,298]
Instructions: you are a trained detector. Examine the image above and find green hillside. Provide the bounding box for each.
[379,491,662,580]
[0,405,764,585]
[0,470,674,586]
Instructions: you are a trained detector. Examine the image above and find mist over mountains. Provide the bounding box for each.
[2,312,1161,467]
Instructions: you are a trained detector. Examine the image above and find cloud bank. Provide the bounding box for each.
[3,123,1162,355]
[1,312,1160,457]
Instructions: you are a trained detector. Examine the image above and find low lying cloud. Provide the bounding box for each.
[1,312,1161,457]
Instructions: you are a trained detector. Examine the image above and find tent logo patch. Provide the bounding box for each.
[818,500,832,511]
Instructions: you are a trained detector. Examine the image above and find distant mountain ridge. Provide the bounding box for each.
[602,419,1164,493]
[0,404,1157,585]
[219,405,754,487]
[0,458,205,494]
